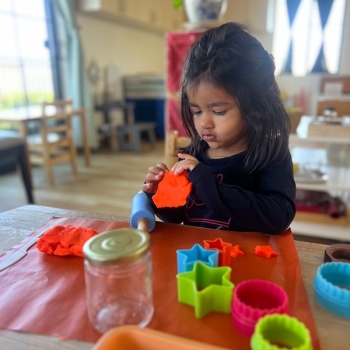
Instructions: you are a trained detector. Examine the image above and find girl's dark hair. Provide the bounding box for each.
[180,22,290,173]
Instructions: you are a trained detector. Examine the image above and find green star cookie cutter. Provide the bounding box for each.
[176,261,234,318]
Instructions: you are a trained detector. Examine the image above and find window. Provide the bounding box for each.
[272,0,346,76]
[0,0,54,112]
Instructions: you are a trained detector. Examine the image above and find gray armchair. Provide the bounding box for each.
[0,131,34,204]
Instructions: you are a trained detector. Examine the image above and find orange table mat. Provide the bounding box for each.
[0,217,320,349]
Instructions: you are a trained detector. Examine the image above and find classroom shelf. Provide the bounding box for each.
[291,218,350,241]
[289,116,350,241]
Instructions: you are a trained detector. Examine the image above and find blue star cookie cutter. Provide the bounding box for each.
[176,244,219,273]
[177,261,234,318]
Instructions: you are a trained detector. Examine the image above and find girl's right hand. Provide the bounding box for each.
[142,163,169,194]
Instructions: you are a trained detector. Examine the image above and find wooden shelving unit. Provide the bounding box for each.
[291,216,350,241]
[289,116,350,241]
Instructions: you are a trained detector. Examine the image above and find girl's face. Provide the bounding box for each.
[187,82,248,159]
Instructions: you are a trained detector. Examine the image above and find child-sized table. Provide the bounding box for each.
[0,206,345,349]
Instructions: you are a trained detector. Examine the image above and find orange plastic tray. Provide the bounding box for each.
[93,325,229,350]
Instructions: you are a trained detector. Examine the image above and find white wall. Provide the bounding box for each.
[77,13,166,99]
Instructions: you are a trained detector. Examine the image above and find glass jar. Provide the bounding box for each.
[83,228,154,333]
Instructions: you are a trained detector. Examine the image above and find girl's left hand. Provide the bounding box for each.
[172,153,199,175]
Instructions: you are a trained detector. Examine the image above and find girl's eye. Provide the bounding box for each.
[214,110,227,116]
[191,110,201,116]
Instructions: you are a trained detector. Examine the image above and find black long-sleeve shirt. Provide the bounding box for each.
[146,145,296,234]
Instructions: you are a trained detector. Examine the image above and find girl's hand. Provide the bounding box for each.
[172,153,199,175]
[143,163,169,193]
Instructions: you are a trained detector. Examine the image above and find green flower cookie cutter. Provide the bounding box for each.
[251,314,313,350]
[176,261,234,318]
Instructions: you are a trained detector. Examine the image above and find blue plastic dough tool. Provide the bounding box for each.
[130,192,156,233]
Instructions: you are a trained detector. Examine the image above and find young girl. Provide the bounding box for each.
[143,22,296,234]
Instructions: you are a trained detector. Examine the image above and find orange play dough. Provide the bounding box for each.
[37,225,99,257]
[255,245,278,258]
[230,245,244,258]
[152,172,192,208]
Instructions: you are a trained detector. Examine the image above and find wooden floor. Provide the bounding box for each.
[0,141,166,218]
[0,140,342,245]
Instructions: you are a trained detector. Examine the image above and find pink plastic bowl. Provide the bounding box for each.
[231,279,289,337]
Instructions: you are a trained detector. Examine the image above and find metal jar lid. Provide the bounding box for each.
[83,228,150,266]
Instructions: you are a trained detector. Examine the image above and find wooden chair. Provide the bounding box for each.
[165,130,190,168]
[27,99,78,186]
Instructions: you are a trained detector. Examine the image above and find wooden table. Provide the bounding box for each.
[0,105,91,173]
[0,205,349,350]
